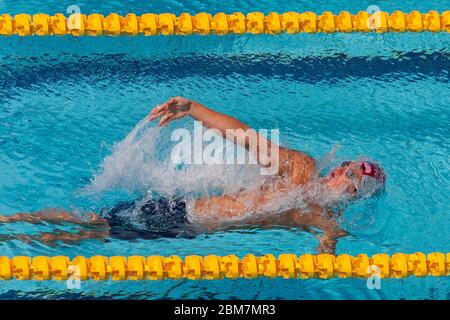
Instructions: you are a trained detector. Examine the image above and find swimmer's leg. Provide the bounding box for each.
[0,209,108,227]
[0,228,110,246]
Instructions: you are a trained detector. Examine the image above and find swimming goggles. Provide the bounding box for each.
[340,161,362,192]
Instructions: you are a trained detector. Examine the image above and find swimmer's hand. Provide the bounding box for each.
[148,97,192,127]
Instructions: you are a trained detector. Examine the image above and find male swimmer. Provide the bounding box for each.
[0,97,385,253]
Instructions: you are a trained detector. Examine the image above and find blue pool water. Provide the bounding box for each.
[0,0,449,299]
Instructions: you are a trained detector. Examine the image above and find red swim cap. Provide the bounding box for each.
[359,161,386,197]
[361,161,386,183]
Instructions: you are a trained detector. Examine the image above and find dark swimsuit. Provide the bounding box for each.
[100,197,194,240]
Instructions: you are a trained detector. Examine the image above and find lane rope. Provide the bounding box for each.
[0,11,449,36]
[0,252,448,280]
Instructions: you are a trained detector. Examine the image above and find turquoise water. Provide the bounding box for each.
[0,0,449,299]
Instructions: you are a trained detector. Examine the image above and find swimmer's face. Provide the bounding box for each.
[323,161,363,197]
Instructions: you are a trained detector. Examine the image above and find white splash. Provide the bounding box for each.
[84,118,266,198]
[83,117,348,227]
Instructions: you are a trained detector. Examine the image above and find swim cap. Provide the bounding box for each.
[357,161,386,198]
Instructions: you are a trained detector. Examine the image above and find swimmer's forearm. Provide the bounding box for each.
[189,100,276,159]
[189,100,251,134]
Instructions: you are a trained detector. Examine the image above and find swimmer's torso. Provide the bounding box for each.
[190,149,316,223]
[192,186,281,221]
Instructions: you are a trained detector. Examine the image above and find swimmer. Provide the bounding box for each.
[0,97,386,253]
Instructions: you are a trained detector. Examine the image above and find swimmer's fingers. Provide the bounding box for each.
[166,97,177,105]
[158,110,188,126]
[158,113,176,127]
[149,98,182,120]
[148,104,169,121]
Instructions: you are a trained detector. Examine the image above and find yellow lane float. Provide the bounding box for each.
[0,252,448,281]
[0,11,449,36]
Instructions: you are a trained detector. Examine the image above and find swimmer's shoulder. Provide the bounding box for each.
[279,147,316,185]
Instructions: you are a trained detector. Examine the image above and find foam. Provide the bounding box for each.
[85,117,266,198]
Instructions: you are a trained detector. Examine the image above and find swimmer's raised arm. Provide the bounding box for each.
[149,97,250,132]
[149,97,315,182]
[149,97,276,165]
